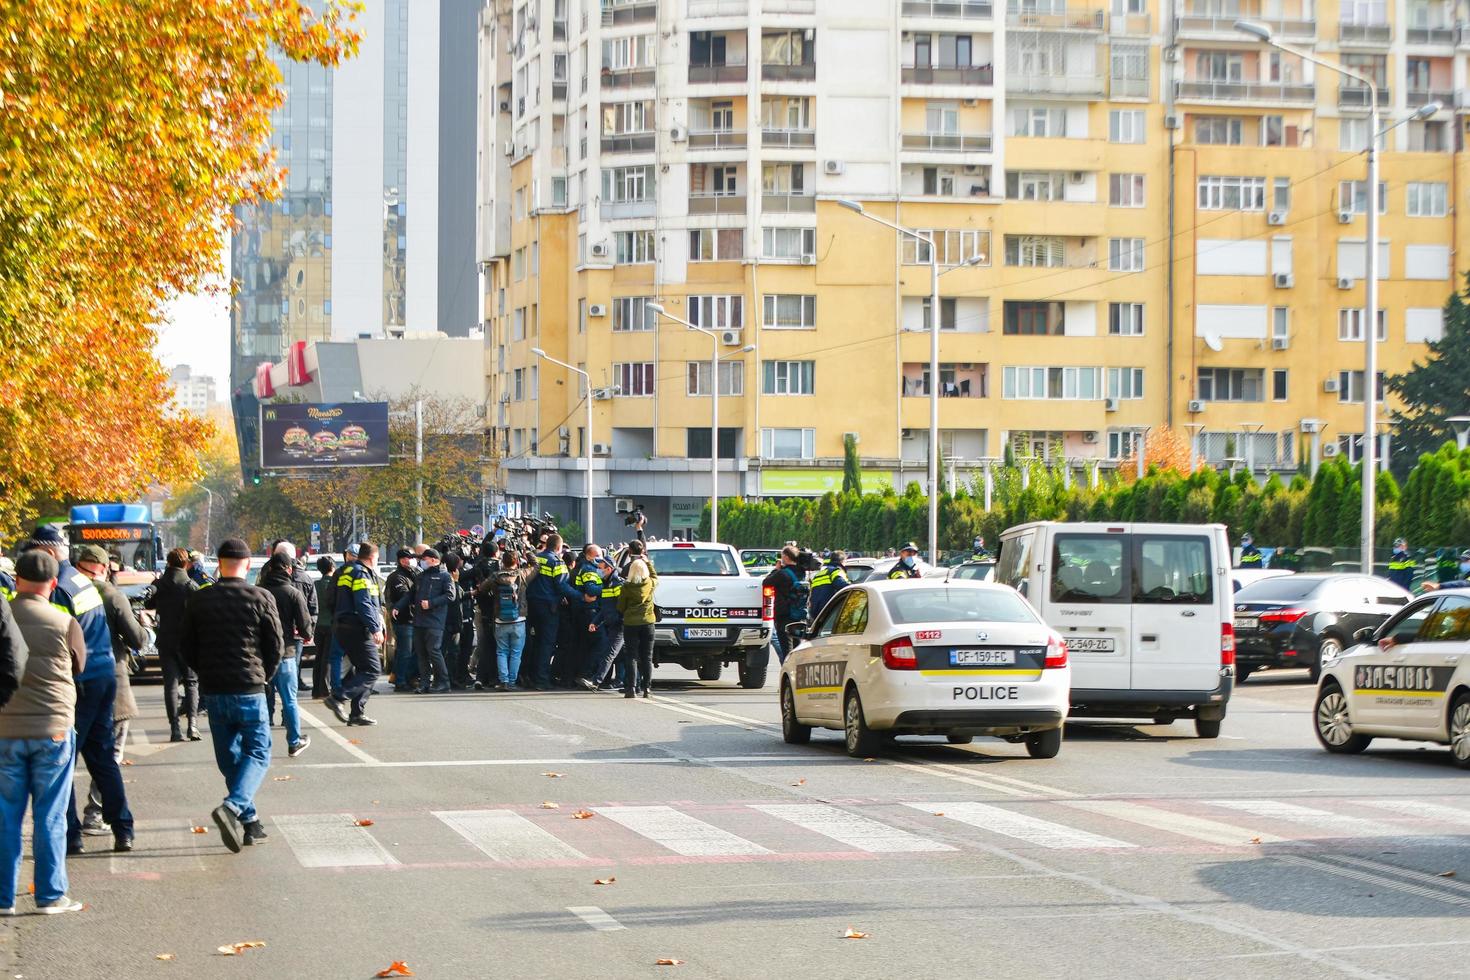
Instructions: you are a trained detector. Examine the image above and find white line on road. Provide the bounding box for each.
[1203,799,1418,839]
[566,906,625,931]
[298,706,381,765]
[273,813,398,868]
[1060,800,1290,846]
[751,804,955,853]
[595,805,771,857]
[433,809,589,862]
[1276,855,1470,910]
[908,801,1136,850]
[1326,853,1470,898]
[1358,798,1470,827]
[285,754,839,771]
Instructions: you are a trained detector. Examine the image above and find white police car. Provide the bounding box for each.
[1314,588,1470,768]
[779,579,1071,759]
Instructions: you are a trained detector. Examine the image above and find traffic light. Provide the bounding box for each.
[251,471,262,486]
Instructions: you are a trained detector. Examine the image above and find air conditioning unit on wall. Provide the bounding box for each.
[589,241,609,258]
[1322,442,1341,457]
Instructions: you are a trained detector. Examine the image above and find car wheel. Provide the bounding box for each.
[1449,693,1470,770]
[1235,667,1252,684]
[1024,727,1062,759]
[1314,682,1372,754]
[737,657,768,689]
[780,682,811,745]
[1195,717,1222,739]
[697,661,723,682]
[946,734,973,745]
[1312,637,1341,683]
[843,688,881,759]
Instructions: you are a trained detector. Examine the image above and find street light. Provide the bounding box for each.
[192,483,218,555]
[1447,416,1470,451]
[1237,20,1439,574]
[647,302,754,543]
[530,347,594,544]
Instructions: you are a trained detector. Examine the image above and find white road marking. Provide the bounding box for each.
[1327,853,1470,897]
[594,805,771,856]
[908,801,1136,850]
[287,754,832,770]
[1276,855,1470,910]
[1203,800,1415,839]
[1061,800,1289,846]
[1359,798,1470,827]
[298,706,381,765]
[750,804,955,853]
[433,809,588,862]
[567,906,625,932]
[273,813,398,868]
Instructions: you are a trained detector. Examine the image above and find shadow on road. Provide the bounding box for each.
[485,898,888,933]
[1168,745,1460,777]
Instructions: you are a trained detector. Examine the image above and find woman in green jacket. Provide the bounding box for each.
[615,548,656,698]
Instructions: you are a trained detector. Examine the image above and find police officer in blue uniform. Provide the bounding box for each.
[330,542,384,726]
[525,534,583,690]
[1237,533,1264,568]
[809,551,850,621]
[1387,537,1416,591]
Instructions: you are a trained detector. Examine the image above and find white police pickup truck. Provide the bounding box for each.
[643,542,774,688]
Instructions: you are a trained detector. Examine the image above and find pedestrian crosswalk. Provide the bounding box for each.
[72,795,1470,875]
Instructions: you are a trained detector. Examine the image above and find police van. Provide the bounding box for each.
[994,522,1235,737]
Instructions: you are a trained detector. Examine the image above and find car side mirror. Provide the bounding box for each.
[785,622,808,642]
[1353,626,1376,644]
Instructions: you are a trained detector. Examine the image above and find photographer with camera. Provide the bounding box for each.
[761,546,818,665]
[624,504,647,543]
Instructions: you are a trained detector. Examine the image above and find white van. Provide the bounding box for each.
[995,521,1235,738]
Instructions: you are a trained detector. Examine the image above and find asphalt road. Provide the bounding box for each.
[4,660,1467,979]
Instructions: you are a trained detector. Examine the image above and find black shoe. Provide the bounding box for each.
[624,690,636,699]
[472,680,484,691]
[429,684,451,694]
[211,805,242,854]
[112,833,134,853]
[347,715,378,726]
[325,698,351,723]
[533,683,552,691]
[66,840,83,857]
[242,821,269,846]
[169,726,184,743]
[639,689,651,699]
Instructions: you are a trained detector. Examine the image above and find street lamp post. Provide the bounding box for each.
[531,348,594,544]
[193,483,218,555]
[1447,416,1470,451]
[1237,22,1440,573]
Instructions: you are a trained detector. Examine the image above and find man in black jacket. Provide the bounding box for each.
[146,549,201,742]
[400,549,452,693]
[261,554,312,759]
[310,556,337,699]
[383,549,418,692]
[180,539,283,854]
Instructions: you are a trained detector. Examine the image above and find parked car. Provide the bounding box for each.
[1231,568,1293,593]
[947,560,996,583]
[1232,574,1412,684]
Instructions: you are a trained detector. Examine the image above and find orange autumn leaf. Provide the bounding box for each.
[655,959,684,966]
[216,941,267,956]
[26,884,34,895]
[571,810,595,820]
[354,819,374,827]
[1437,870,1456,878]
[375,961,415,977]
[1250,837,1262,845]
[790,779,806,786]
[843,928,870,940]
[155,953,176,961]
[191,826,208,834]
[542,772,566,778]
[348,739,364,745]
[272,775,293,782]
[593,877,616,885]
[539,802,560,809]
[120,760,134,766]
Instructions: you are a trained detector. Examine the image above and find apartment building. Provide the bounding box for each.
[476,0,1470,535]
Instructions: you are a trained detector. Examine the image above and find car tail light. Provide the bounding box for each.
[1044,634,1068,669]
[672,542,695,548]
[1259,607,1308,624]
[881,636,917,670]
[761,585,775,623]
[1220,622,1236,667]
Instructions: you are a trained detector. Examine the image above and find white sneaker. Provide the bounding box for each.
[0,906,15,916]
[36,896,84,915]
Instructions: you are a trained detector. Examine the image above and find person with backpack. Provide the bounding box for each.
[762,546,811,665]
[479,551,536,691]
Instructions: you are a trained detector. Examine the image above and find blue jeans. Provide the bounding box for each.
[67,674,132,846]
[393,623,416,689]
[495,620,526,686]
[204,693,272,823]
[0,734,75,907]
[329,636,345,700]
[527,602,560,686]
[265,640,302,718]
[591,620,624,685]
[272,658,302,748]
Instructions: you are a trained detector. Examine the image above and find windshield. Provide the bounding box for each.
[1236,578,1326,602]
[650,548,741,576]
[883,588,1038,626]
[950,563,994,581]
[69,528,156,573]
[741,550,780,569]
[846,565,876,583]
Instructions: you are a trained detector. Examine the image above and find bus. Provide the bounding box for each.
[66,503,161,585]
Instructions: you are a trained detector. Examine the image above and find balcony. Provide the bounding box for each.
[762,61,817,81]
[1006,4,1105,30]
[601,67,656,89]
[1008,71,1105,96]
[688,0,748,14]
[901,0,993,19]
[901,131,994,152]
[1175,79,1316,104]
[762,192,816,213]
[764,0,815,10]
[1407,88,1454,108]
[761,127,816,147]
[902,364,989,398]
[1174,13,1315,39]
[688,191,747,215]
[601,0,657,26]
[688,61,747,84]
[601,132,656,153]
[902,63,995,84]
[1338,21,1392,44]
[600,199,657,220]
[1110,12,1151,33]
[1111,76,1148,98]
[1338,85,1391,107]
[688,128,747,149]
[1407,26,1455,43]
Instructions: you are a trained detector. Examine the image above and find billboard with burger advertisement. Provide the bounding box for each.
[259,403,390,469]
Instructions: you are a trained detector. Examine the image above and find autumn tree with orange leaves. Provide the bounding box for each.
[1118,427,1199,481]
[0,1,360,537]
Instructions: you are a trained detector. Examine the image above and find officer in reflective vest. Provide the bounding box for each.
[525,534,583,690]
[809,551,850,621]
[1435,547,1460,584]
[887,543,924,580]
[329,542,384,726]
[1387,538,1416,591]
[1237,533,1264,569]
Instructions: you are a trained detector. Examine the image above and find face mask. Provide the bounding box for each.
[901,556,915,567]
[1460,562,1470,575]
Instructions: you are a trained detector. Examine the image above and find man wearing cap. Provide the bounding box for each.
[147,548,201,742]
[400,548,452,694]
[1387,537,1416,591]
[180,539,283,852]
[332,542,384,724]
[887,543,924,580]
[1237,533,1264,569]
[24,526,134,856]
[1420,551,1470,592]
[1,550,87,914]
[383,548,419,692]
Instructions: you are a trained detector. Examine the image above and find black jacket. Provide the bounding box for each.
[179,578,284,695]
[312,575,336,639]
[262,565,313,655]
[444,579,463,635]
[0,596,25,711]
[292,563,318,623]
[401,565,453,631]
[144,566,198,655]
[763,564,801,619]
[384,564,419,626]
[96,578,148,662]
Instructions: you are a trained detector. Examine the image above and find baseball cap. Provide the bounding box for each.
[16,550,58,583]
[75,545,111,568]
[421,548,441,561]
[396,548,414,561]
[900,542,919,553]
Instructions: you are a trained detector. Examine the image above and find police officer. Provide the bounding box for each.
[570,545,619,690]
[1435,547,1460,585]
[1237,532,1264,569]
[383,548,419,692]
[1422,550,1470,592]
[887,542,924,580]
[809,551,850,622]
[525,534,583,691]
[329,542,384,726]
[970,536,992,561]
[1387,537,1416,591]
[591,552,625,690]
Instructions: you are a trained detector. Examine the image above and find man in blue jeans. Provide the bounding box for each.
[180,539,284,853]
[526,534,583,690]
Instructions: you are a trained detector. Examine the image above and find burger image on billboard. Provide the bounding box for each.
[337,424,370,452]
[282,426,310,451]
[311,430,339,454]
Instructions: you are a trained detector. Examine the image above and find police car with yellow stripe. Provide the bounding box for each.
[1314,587,1470,768]
[779,579,1071,759]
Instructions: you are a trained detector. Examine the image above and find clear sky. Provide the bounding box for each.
[155,243,231,396]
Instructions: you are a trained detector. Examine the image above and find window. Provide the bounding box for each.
[1197,175,1266,211]
[1195,116,1243,145]
[512,247,525,280]
[1134,535,1213,605]
[762,360,815,395]
[1273,177,1291,211]
[1407,181,1448,217]
[600,165,654,202]
[688,294,743,329]
[1110,42,1148,92]
[689,229,744,262]
[686,361,743,396]
[926,101,960,135]
[903,229,991,266]
[1272,306,1289,346]
[1109,109,1145,143]
[686,428,741,460]
[1337,308,1387,342]
[1002,366,1102,400]
[513,368,525,401]
[1003,301,1065,335]
[615,230,655,264]
[762,226,816,260]
[1109,238,1145,272]
[922,166,957,197]
[761,427,814,459]
[1109,173,1145,207]
[918,296,959,330]
[761,96,813,130]
[761,162,806,194]
[1051,534,1126,604]
[761,29,811,67]
[763,294,816,329]
[578,298,587,334]
[1272,368,1289,400]
[1107,429,1143,460]
[1196,367,1264,402]
[1005,235,1065,268]
[1109,302,1144,336]
[1011,105,1067,137]
[1106,367,1145,400]
[612,296,654,332]
[1005,171,1063,201]
[1337,370,1386,404]
[1339,116,1383,152]
[513,307,526,340]
[602,34,655,70]
[614,362,655,397]
[1196,51,1244,82]
[602,100,653,134]
[1338,180,1387,214]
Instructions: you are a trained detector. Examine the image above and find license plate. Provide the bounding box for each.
[950,649,1015,666]
[1235,617,1259,631]
[1068,637,1116,653]
[683,628,725,639]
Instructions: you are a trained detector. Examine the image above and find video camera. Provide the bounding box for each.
[492,511,559,551]
[622,504,645,528]
[793,549,823,573]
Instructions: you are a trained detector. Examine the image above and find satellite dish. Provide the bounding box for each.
[1203,333,1224,352]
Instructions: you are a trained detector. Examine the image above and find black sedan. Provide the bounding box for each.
[1232,573,1411,683]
